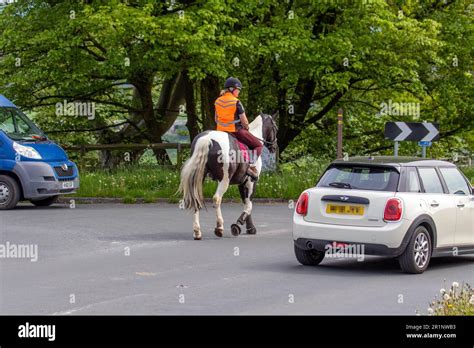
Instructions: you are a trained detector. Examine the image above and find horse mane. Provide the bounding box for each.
[249,114,263,136]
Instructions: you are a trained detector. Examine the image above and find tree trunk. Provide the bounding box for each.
[99,150,121,169]
[273,69,290,152]
[153,71,187,164]
[155,71,186,135]
[96,89,150,169]
[183,70,200,140]
[95,72,187,167]
[132,73,170,164]
[278,78,317,152]
[246,58,266,118]
[200,75,220,130]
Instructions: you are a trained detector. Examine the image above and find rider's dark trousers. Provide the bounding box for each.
[234,129,263,163]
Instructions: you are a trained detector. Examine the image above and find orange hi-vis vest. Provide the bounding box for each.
[215,92,241,132]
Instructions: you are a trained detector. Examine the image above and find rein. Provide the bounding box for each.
[254,116,278,147]
[255,136,277,146]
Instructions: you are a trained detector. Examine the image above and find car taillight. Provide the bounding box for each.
[384,198,402,221]
[296,192,309,216]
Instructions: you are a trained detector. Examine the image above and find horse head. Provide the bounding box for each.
[260,111,279,153]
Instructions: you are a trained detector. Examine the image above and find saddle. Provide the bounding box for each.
[228,133,258,181]
[229,133,250,163]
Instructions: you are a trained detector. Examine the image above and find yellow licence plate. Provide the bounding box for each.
[326,204,364,215]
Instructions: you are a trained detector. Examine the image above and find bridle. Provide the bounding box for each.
[255,115,278,148]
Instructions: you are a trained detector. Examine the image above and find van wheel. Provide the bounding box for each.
[398,226,432,274]
[294,243,325,266]
[0,175,21,210]
[30,196,59,207]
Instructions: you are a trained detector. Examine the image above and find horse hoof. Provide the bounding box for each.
[246,227,257,235]
[214,228,224,237]
[231,224,241,236]
[194,236,202,240]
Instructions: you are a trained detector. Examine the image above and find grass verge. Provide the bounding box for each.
[74,163,328,201]
[73,164,474,201]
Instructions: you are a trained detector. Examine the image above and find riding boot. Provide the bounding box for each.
[246,164,258,181]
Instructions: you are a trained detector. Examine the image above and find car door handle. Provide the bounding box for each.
[430,201,439,207]
[457,202,465,208]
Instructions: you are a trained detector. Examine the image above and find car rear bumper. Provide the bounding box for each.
[294,238,409,257]
[293,214,412,250]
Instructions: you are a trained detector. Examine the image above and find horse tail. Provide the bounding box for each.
[178,134,211,211]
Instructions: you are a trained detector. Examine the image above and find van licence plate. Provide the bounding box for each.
[326,204,364,215]
[62,181,74,189]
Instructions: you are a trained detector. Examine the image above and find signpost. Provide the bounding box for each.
[384,122,439,157]
[337,108,343,159]
[418,141,432,158]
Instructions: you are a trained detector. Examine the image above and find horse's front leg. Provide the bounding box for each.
[213,178,229,237]
[234,179,256,236]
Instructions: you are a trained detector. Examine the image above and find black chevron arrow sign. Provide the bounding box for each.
[384,122,440,142]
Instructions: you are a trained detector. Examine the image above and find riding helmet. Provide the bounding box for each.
[224,77,243,90]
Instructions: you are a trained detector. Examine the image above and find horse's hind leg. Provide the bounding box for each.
[213,179,229,237]
[193,209,202,240]
[245,214,257,235]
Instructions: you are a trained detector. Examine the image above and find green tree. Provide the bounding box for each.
[0,0,236,165]
[0,0,472,166]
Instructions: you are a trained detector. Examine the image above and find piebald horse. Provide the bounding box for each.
[179,113,278,240]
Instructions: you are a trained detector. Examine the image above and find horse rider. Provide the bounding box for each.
[214,77,263,179]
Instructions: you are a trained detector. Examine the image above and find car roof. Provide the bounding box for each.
[332,156,456,167]
[0,95,17,108]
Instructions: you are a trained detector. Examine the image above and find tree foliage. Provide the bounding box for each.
[0,0,472,166]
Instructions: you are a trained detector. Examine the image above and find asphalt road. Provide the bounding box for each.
[0,203,472,315]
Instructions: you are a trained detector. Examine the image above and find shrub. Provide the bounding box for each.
[421,282,474,316]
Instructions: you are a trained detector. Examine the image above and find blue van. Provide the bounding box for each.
[0,95,79,209]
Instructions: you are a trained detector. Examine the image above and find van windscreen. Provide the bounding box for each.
[0,107,45,141]
[317,165,400,192]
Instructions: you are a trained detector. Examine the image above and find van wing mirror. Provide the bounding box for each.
[32,134,48,141]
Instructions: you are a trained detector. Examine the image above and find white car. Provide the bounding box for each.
[293,157,474,274]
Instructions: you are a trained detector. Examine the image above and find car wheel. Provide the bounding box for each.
[30,195,59,207]
[398,226,432,274]
[0,175,21,210]
[294,243,325,266]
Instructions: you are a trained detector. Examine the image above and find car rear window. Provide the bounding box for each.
[418,167,444,193]
[317,165,400,191]
[406,167,421,193]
